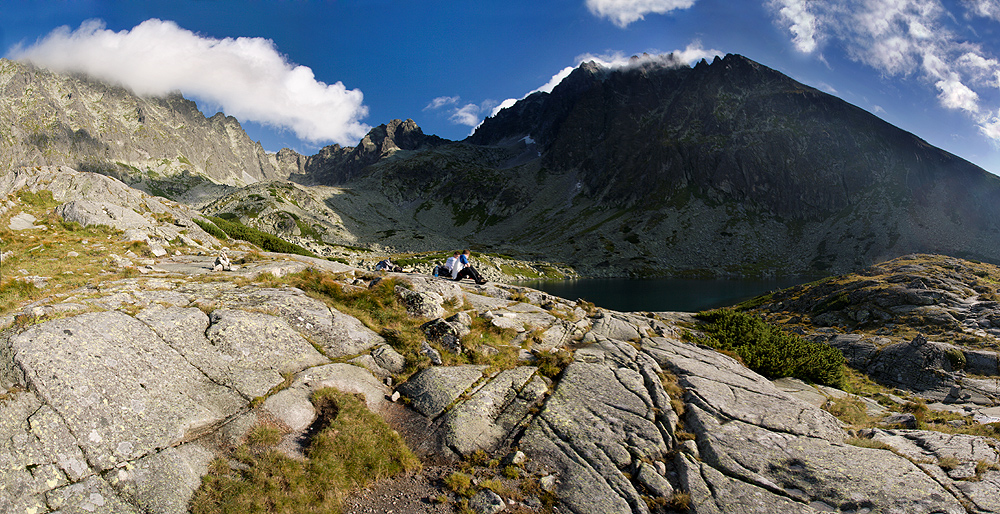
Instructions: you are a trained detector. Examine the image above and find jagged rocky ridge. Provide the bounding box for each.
[247,53,1000,277]
[0,59,284,194]
[2,167,1000,513]
[7,54,1000,277]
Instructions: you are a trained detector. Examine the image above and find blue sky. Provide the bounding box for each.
[3,0,1000,174]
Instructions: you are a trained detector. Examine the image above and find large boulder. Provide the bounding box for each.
[396,286,445,318]
[211,286,384,357]
[206,308,329,374]
[440,366,547,456]
[8,311,245,471]
[397,365,487,418]
[520,337,675,514]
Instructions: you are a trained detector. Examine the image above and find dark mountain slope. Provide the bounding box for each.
[306,53,1000,276]
[471,54,989,220]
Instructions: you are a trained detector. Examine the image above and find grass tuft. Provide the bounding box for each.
[191,388,419,514]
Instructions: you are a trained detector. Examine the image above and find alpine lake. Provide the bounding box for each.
[518,276,815,313]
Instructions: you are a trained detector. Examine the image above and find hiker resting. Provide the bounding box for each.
[452,249,487,284]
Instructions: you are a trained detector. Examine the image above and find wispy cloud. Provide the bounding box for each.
[770,0,818,52]
[425,96,498,128]
[768,0,1000,143]
[962,0,1000,21]
[446,104,477,126]
[424,96,459,110]
[586,0,697,28]
[8,19,370,146]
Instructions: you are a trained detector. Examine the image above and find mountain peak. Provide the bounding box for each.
[278,119,446,184]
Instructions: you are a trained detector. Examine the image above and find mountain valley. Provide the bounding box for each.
[3,52,1000,514]
[6,54,1000,278]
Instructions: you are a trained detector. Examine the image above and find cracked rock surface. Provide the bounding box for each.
[4,251,1000,513]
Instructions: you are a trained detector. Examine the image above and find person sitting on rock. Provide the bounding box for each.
[439,251,460,278]
[375,259,401,272]
[452,249,487,284]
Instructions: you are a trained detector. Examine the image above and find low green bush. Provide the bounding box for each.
[694,309,846,388]
[203,216,314,257]
[192,218,227,241]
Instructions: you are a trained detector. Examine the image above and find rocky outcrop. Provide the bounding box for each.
[0,59,283,189]
[276,119,447,185]
[5,246,1000,513]
[0,165,220,251]
[754,254,1000,404]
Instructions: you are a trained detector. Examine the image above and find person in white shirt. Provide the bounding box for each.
[452,249,487,284]
[443,251,459,278]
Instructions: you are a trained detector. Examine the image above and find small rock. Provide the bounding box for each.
[509,450,526,466]
[390,391,401,402]
[67,251,80,258]
[372,344,406,373]
[396,286,445,318]
[149,243,167,257]
[469,489,505,514]
[539,474,557,492]
[421,341,443,365]
[214,251,232,271]
[881,413,918,429]
[421,318,463,353]
[636,462,673,498]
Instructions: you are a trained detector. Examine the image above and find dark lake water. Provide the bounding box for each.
[518,277,814,313]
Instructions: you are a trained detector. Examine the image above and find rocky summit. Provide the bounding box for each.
[0,166,1000,513]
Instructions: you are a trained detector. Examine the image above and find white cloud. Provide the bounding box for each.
[768,0,1000,143]
[980,111,1000,140]
[936,75,980,112]
[484,42,722,123]
[963,0,1000,20]
[424,96,460,110]
[8,19,369,146]
[771,0,819,53]
[489,99,519,118]
[450,104,484,127]
[536,66,578,94]
[586,0,696,28]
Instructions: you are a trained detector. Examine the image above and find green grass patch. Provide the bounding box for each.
[191,388,420,514]
[822,396,873,426]
[17,190,58,209]
[693,309,846,388]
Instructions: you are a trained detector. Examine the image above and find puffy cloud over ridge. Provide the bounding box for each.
[487,42,722,120]
[586,0,696,28]
[9,19,370,146]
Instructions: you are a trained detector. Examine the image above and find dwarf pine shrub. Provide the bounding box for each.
[202,216,314,257]
[694,309,846,388]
